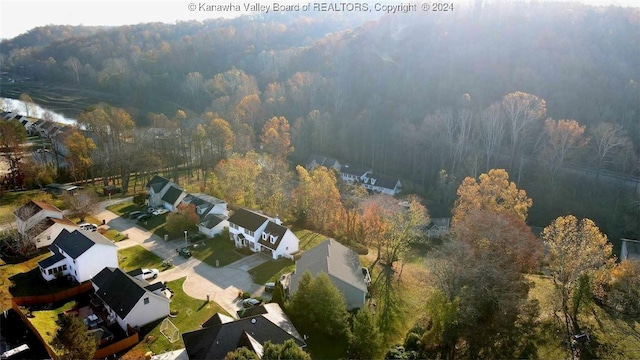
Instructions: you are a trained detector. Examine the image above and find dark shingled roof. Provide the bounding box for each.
[182,304,304,360]
[228,208,269,232]
[92,267,154,319]
[161,185,184,205]
[363,172,400,190]
[258,221,287,250]
[38,250,65,269]
[200,214,225,229]
[340,165,367,177]
[127,268,143,277]
[306,154,340,169]
[52,229,115,259]
[147,175,170,193]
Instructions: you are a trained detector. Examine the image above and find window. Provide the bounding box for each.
[262,233,268,240]
[144,297,150,305]
[270,235,277,244]
[62,265,67,270]
[230,223,238,230]
[247,230,254,237]
[48,269,53,275]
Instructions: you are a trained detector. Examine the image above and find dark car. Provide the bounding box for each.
[177,247,192,258]
[188,234,205,243]
[128,211,142,219]
[137,213,153,221]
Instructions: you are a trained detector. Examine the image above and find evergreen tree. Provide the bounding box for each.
[349,307,382,359]
[263,339,311,360]
[51,315,97,360]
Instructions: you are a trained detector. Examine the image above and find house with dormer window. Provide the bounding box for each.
[228,208,299,260]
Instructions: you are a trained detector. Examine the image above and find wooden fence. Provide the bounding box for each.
[12,281,93,307]
[12,299,59,360]
[94,326,139,359]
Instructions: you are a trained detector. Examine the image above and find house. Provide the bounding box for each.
[147,176,187,211]
[38,229,118,283]
[13,200,80,249]
[181,193,229,237]
[620,238,640,261]
[424,203,451,238]
[30,217,79,249]
[340,165,402,196]
[91,267,171,332]
[182,303,305,359]
[340,165,368,183]
[228,208,299,260]
[305,154,341,171]
[290,239,368,310]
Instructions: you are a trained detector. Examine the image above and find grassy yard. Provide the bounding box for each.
[293,228,329,251]
[118,246,168,272]
[0,190,66,224]
[190,235,242,268]
[99,228,129,242]
[248,259,295,285]
[106,202,144,217]
[121,277,229,359]
[25,300,76,354]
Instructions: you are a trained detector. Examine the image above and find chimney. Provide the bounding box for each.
[274,215,282,225]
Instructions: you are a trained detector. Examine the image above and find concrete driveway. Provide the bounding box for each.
[97,200,261,317]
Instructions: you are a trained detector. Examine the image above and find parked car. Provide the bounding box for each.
[141,268,159,280]
[177,247,192,258]
[128,211,142,219]
[78,223,98,232]
[188,233,205,243]
[242,298,262,308]
[147,206,157,213]
[137,213,153,221]
[264,282,275,292]
[152,208,169,216]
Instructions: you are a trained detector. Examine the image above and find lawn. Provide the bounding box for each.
[25,300,76,355]
[99,228,129,242]
[118,246,168,272]
[121,277,229,359]
[106,202,144,217]
[0,252,67,311]
[190,235,242,268]
[293,228,329,251]
[0,190,66,224]
[248,259,295,285]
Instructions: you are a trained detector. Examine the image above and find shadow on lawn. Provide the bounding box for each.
[9,268,77,297]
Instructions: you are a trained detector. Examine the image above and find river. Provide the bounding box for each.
[1,97,77,125]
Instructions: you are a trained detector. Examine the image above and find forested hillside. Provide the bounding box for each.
[1,2,638,241]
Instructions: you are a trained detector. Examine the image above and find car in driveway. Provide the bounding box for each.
[128,211,142,219]
[152,208,169,216]
[177,247,192,258]
[137,213,153,221]
[141,268,159,280]
[78,223,98,232]
[264,282,275,292]
[242,298,262,308]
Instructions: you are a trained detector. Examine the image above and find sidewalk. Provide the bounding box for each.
[97,202,259,318]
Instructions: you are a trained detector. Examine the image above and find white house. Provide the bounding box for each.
[14,200,64,234]
[290,239,368,310]
[306,154,341,171]
[182,193,229,237]
[620,238,640,261]
[38,229,118,283]
[228,208,299,260]
[340,165,402,196]
[92,267,171,333]
[31,217,79,249]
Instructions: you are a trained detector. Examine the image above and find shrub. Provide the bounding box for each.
[242,291,251,299]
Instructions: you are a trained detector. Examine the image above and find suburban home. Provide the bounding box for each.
[228,208,299,260]
[423,203,451,238]
[305,154,341,171]
[290,239,368,310]
[340,165,368,182]
[290,239,371,310]
[340,165,402,195]
[182,303,305,359]
[181,193,229,237]
[620,238,640,261]
[91,267,171,333]
[147,175,187,211]
[14,200,80,249]
[38,229,118,283]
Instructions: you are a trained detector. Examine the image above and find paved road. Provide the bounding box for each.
[97,199,267,318]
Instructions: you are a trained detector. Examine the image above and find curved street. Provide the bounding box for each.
[95,198,267,318]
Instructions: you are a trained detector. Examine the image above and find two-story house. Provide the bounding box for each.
[181,193,229,237]
[228,208,299,260]
[14,200,79,249]
[147,175,187,211]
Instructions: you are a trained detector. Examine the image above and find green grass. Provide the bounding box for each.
[106,202,143,217]
[26,300,76,354]
[118,245,167,272]
[190,235,242,268]
[293,228,329,251]
[122,277,229,359]
[100,228,129,242]
[248,259,295,285]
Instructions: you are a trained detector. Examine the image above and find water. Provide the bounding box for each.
[1,97,77,125]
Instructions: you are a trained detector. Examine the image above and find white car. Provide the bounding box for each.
[141,268,159,280]
[242,298,262,308]
[78,223,98,232]
[152,208,169,216]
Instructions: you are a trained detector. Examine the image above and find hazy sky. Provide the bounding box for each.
[1,0,637,40]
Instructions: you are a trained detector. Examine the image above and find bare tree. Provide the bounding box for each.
[540,119,588,183]
[477,102,505,171]
[64,56,81,83]
[501,92,546,167]
[590,122,632,176]
[63,189,99,222]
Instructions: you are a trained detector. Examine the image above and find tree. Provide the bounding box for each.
[477,102,505,171]
[542,215,614,357]
[51,315,97,360]
[263,339,311,360]
[540,119,587,183]
[270,280,286,308]
[224,347,259,360]
[452,168,532,225]
[64,130,96,181]
[501,92,546,167]
[64,56,81,83]
[260,116,293,158]
[19,93,35,117]
[206,117,235,164]
[292,165,344,234]
[165,203,199,234]
[0,119,27,189]
[599,260,640,319]
[133,191,147,206]
[63,189,99,222]
[349,307,382,360]
[590,122,632,175]
[212,152,262,207]
[256,156,294,222]
[287,271,350,339]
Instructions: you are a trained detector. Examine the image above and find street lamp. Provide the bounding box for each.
[184,230,188,247]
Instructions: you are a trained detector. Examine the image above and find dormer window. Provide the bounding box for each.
[270,235,277,244]
[262,233,268,240]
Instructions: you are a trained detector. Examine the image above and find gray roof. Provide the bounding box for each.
[228,208,269,232]
[51,229,115,259]
[147,175,170,192]
[161,185,184,205]
[291,239,367,293]
[306,154,340,169]
[92,267,162,319]
[363,172,400,190]
[340,165,368,177]
[182,303,304,360]
[258,221,288,250]
[200,214,225,229]
[38,249,65,269]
